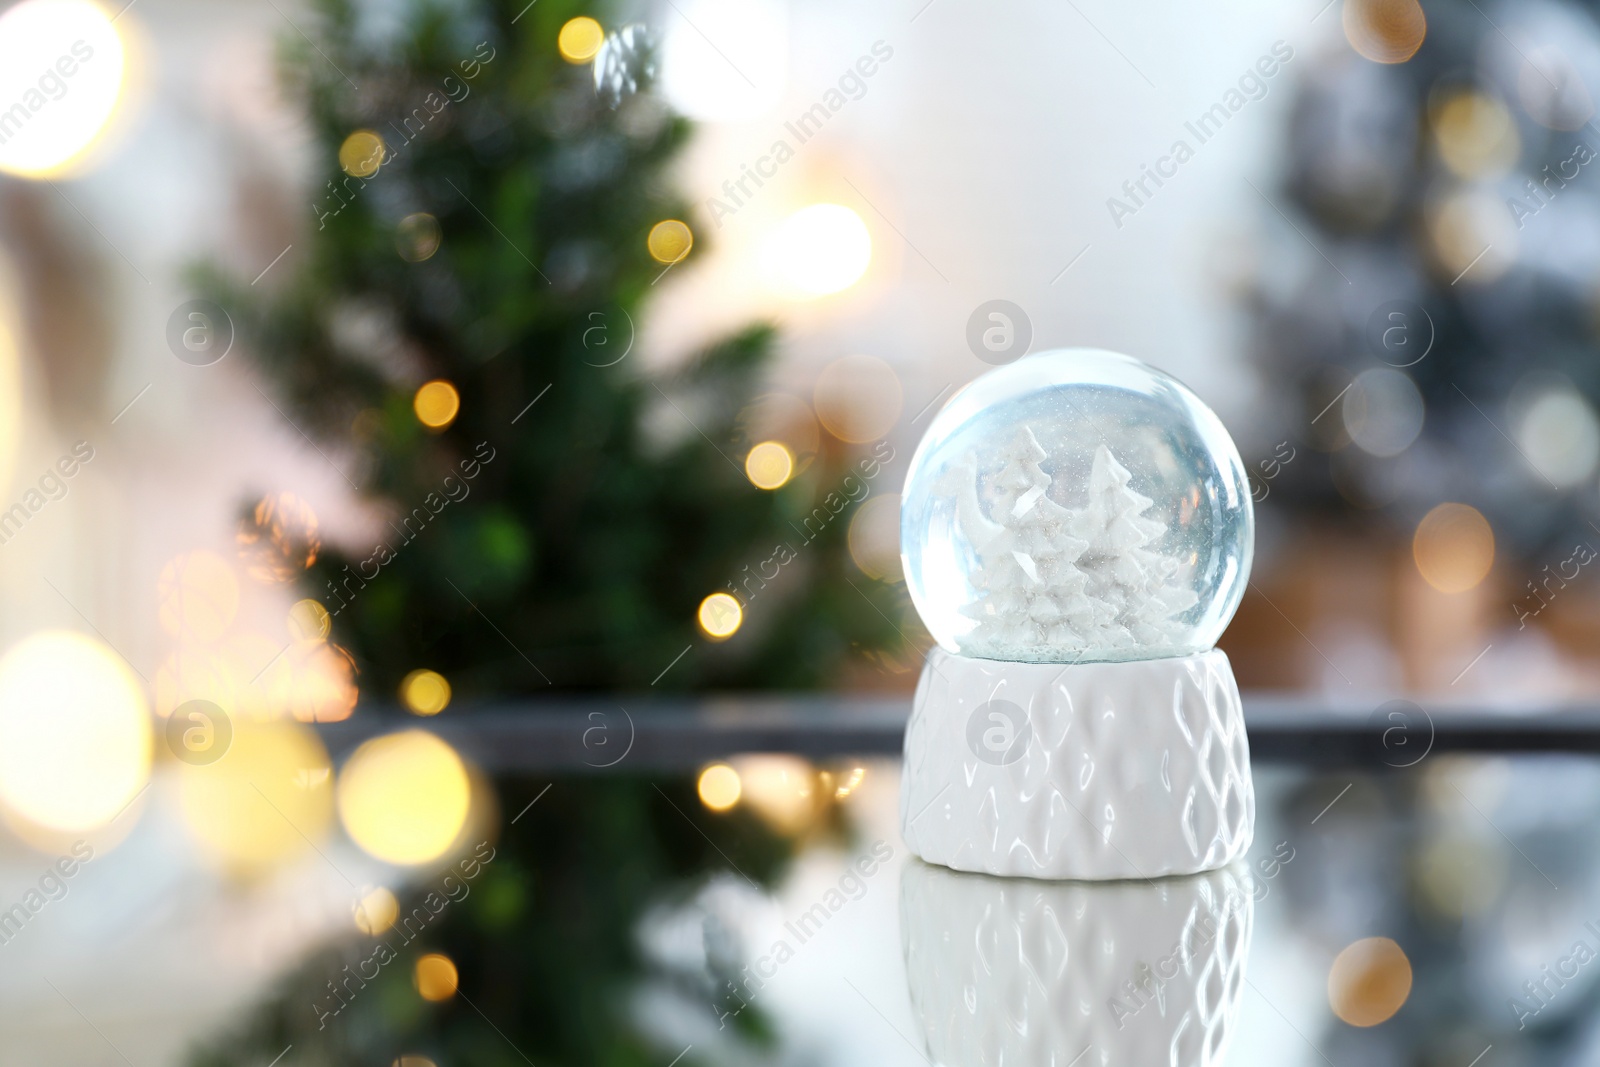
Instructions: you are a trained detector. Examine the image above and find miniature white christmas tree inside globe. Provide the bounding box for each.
[901,349,1253,664]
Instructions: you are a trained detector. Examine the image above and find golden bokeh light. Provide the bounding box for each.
[647,219,694,264]
[762,203,872,297]
[354,886,399,935]
[848,493,903,582]
[736,393,820,473]
[744,440,794,490]
[288,598,332,643]
[415,952,460,1000]
[338,730,471,865]
[413,379,461,430]
[1328,937,1413,1027]
[1413,502,1495,593]
[557,16,605,63]
[1432,92,1519,179]
[732,754,817,835]
[697,763,741,811]
[285,641,358,723]
[394,1058,438,1067]
[401,668,452,716]
[697,592,743,639]
[814,354,902,443]
[339,129,386,178]
[0,631,150,832]
[238,491,321,583]
[158,550,240,642]
[1343,0,1426,64]
[178,719,333,874]
[397,212,441,262]
[0,0,127,179]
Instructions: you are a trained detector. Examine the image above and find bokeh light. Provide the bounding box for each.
[848,493,902,581]
[814,354,902,443]
[413,380,460,430]
[659,0,786,120]
[397,212,441,262]
[1414,833,1507,919]
[1343,0,1426,64]
[0,631,150,832]
[401,668,451,716]
[354,886,399,935]
[1328,937,1413,1026]
[339,130,385,178]
[285,641,358,723]
[1343,368,1424,457]
[288,598,331,643]
[0,0,127,179]
[558,16,604,63]
[697,763,741,810]
[736,392,820,473]
[1413,503,1495,593]
[338,730,471,865]
[1518,49,1593,131]
[237,490,320,583]
[394,1058,437,1067]
[697,592,743,638]
[731,754,816,834]
[1427,187,1516,284]
[744,440,794,490]
[763,204,872,296]
[178,719,333,873]
[647,219,693,264]
[1517,387,1600,487]
[157,550,239,642]
[414,952,459,1000]
[1431,92,1519,179]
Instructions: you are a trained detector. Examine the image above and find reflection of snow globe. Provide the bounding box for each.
[899,349,1255,880]
[901,859,1254,1067]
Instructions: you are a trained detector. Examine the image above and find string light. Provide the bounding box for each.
[354,886,399,934]
[697,763,741,810]
[744,441,794,489]
[647,219,693,264]
[401,668,451,716]
[414,952,460,1000]
[0,631,150,832]
[413,380,460,430]
[558,17,605,63]
[339,130,386,178]
[697,592,742,638]
[337,730,471,865]
[0,0,127,179]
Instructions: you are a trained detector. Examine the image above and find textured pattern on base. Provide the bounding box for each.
[900,648,1253,879]
[901,860,1253,1067]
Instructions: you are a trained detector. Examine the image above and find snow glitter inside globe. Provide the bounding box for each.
[901,349,1253,664]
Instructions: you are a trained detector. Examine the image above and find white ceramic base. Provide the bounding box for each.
[900,859,1253,1067]
[900,648,1253,880]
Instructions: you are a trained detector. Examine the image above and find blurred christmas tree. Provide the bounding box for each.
[1248,0,1600,572]
[208,0,903,698]
[190,0,899,1064]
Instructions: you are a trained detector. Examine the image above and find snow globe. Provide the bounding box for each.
[899,349,1255,880]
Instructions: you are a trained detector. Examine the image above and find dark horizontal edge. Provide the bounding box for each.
[313,695,1600,772]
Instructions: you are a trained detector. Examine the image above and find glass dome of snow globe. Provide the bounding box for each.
[900,348,1253,664]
